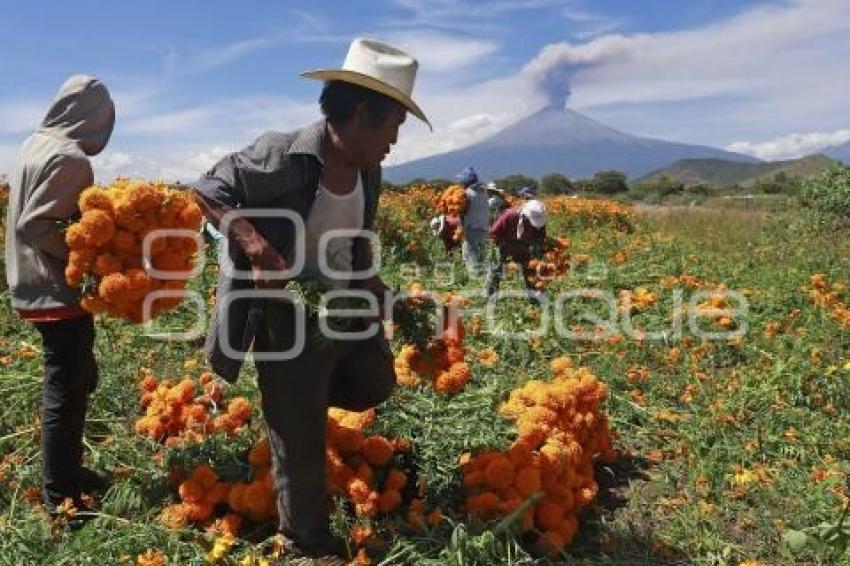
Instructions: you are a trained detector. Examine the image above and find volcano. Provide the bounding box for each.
[385,105,759,182]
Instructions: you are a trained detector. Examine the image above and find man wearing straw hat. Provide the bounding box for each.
[193,38,430,563]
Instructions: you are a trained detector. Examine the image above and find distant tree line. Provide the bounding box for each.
[383,168,806,202]
[384,170,630,196]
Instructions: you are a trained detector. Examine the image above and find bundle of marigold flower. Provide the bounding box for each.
[437,185,467,216]
[160,408,415,539]
[461,357,616,557]
[134,370,252,444]
[394,298,470,394]
[64,179,204,323]
[159,464,238,530]
[326,407,413,519]
[525,237,571,290]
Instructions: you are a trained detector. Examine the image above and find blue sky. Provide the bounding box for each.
[2,0,849,180]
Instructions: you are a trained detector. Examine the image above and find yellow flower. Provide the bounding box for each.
[206,536,235,562]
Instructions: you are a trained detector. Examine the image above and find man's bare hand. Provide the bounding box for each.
[248,243,288,288]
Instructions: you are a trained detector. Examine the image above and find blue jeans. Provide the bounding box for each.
[462,228,487,276]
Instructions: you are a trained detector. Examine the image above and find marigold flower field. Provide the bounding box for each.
[0,179,849,564]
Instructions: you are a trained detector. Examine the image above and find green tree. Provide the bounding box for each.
[590,170,628,195]
[494,174,538,195]
[540,173,573,195]
[631,176,684,199]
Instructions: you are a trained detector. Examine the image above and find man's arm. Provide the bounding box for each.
[193,133,291,287]
[193,193,287,287]
[16,155,93,260]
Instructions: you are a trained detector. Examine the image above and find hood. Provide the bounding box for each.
[39,74,115,155]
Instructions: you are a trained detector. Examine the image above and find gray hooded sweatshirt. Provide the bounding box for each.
[5,75,115,312]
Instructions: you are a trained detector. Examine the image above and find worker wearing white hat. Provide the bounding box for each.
[486,199,548,303]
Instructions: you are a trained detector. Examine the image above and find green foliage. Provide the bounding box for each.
[493,174,538,195]
[800,165,850,226]
[2,187,850,564]
[590,170,628,195]
[540,172,573,195]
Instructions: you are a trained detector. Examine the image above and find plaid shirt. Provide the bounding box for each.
[193,120,382,382]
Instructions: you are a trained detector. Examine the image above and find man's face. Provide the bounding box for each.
[350,104,407,168]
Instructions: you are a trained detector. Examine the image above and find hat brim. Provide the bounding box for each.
[302,69,432,131]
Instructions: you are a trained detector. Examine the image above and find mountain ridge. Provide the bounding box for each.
[636,154,839,188]
[385,106,759,182]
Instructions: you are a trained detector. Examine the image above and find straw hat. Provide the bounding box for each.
[302,37,431,129]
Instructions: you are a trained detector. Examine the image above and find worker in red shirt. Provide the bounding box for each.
[485,199,547,303]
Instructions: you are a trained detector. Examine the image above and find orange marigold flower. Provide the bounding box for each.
[535,499,564,531]
[426,508,442,526]
[185,500,214,522]
[79,187,114,214]
[65,223,89,250]
[347,478,372,504]
[355,499,379,518]
[391,438,412,453]
[483,454,515,490]
[350,524,374,546]
[79,209,116,246]
[514,465,542,497]
[362,436,394,467]
[110,229,137,253]
[209,512,242,538]
[158,503,191,530]
[385,469,407,491]
[92,253,123,277]
[477,348,498,367]
[466,492,501,515]
[227,396,252,421]
[64,263,84,287]
[136,549,167,566]
[190,464,218,489]
[177,202,204,230]
[378,489,402,513]
[177,478,204,503]
[98,272,130,304]
[227,484,246,513]
[205,481,231,506]
[140,373,158,392]
[248,438,271,468]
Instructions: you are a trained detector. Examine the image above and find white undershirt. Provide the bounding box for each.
[301,174,365,290]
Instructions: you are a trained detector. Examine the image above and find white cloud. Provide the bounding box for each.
[165,10,343,76]
[380,30,500,74]
[387,0,850,166]
[562,2,627,40]
[122,95,318,139]
[0,100,48,134]
[500,0,850,146]
[158,146,235,181]
[92,151,134,172]
[727,129,850,161]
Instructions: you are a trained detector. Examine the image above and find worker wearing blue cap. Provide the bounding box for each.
[455,166,489,274]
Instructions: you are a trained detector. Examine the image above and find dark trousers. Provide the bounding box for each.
[253,302,396,553]
[33,315,98,504]
[485,250,536,297]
